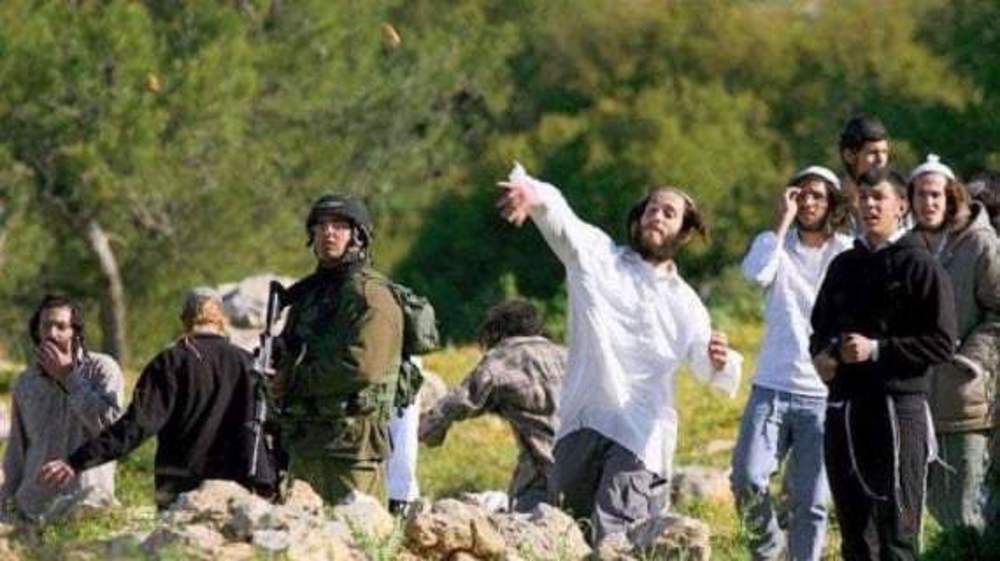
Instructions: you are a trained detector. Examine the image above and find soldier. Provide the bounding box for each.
[273,195,403,505]
[1,295,124,522]
[420,300,567,512]
[38,288,276,509]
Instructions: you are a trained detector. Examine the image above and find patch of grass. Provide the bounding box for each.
[419,345,518,498]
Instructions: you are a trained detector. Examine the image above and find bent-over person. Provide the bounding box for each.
[420,300,567,512]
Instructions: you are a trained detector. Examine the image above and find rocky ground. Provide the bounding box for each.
[0,478,721,560]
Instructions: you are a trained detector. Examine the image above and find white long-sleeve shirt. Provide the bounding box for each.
[517,166,742,478]
[741,230,852,396]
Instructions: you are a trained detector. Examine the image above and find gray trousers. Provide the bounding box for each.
[927,430,990,531]
[550,428,668,545]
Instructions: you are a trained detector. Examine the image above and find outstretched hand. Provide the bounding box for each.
[496,164,540,227]
[38,460,76,488]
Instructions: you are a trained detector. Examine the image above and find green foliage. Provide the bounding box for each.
[1,0,995,355]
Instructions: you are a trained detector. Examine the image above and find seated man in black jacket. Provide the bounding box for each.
[38,288,275,509]
[810,167,957,561]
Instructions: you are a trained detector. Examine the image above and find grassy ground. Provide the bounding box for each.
[0,326,982,560]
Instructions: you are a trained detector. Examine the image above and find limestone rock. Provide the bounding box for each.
[284,478,326,517]
[406,498,506,560]
[627,513,712,561]
[330,490,395,542]
[164,479,249,525]
[594,533,639,561]
[671,465,732,507]
[224,492,276,540]
[141,523,226,559]
[286,525,360,561]
[216,273,294,351]
[459,490,509,514]
[491,503,590,561]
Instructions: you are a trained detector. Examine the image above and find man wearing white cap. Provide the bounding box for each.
[497,164,743,546]
[908,154,1000,535]
[731,166,852,560]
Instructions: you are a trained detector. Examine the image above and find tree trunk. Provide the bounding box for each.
[85,219,128,364]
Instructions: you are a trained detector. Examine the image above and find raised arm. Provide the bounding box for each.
[498,163,615,268]
[742,187,800,287]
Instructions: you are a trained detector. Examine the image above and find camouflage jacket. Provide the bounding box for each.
[419,336,567,498]
[276,263,403,433]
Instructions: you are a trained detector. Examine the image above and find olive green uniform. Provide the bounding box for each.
[276,263,403,504]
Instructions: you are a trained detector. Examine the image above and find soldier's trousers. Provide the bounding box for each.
[290,455,387,505]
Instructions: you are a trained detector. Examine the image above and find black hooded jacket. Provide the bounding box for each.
[810,231,957,401]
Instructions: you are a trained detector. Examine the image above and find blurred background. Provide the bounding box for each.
[0,0,996,366]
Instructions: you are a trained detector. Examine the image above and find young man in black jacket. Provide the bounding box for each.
[810,168,957,560]
[39,288,276,509]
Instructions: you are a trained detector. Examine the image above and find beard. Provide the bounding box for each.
[637,229,679,263]
[795,215,828,233]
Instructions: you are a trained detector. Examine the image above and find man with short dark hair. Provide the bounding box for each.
[1,295,124,521]
[731,166,851,561]
[273,195,403,505]
[420,300,567,512]
[839,114,891,228]
[811,167,957,560]
[498,164,742,545]
[39,288,276,509]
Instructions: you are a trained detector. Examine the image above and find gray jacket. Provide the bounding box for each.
[925,203,1000,432]
[0,352,124,521]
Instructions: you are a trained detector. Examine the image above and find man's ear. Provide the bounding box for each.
[842,148,857,169]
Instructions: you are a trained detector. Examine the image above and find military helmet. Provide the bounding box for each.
[305,194,374,247]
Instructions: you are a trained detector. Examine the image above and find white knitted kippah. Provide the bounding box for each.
[791,165,841,191]
[909,154,956,183]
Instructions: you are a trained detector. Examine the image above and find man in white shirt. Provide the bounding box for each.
[498,164,742,545]
[730,166,852,561]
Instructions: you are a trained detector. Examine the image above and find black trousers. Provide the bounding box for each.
[825,394,928,561]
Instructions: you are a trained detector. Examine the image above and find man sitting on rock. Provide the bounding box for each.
[39,288,276,509]
[420,300,567,512]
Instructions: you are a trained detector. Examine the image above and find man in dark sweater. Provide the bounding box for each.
[38,288,275,509]
[810,167,957,560]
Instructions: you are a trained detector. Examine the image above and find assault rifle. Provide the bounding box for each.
[248,280,286,482]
